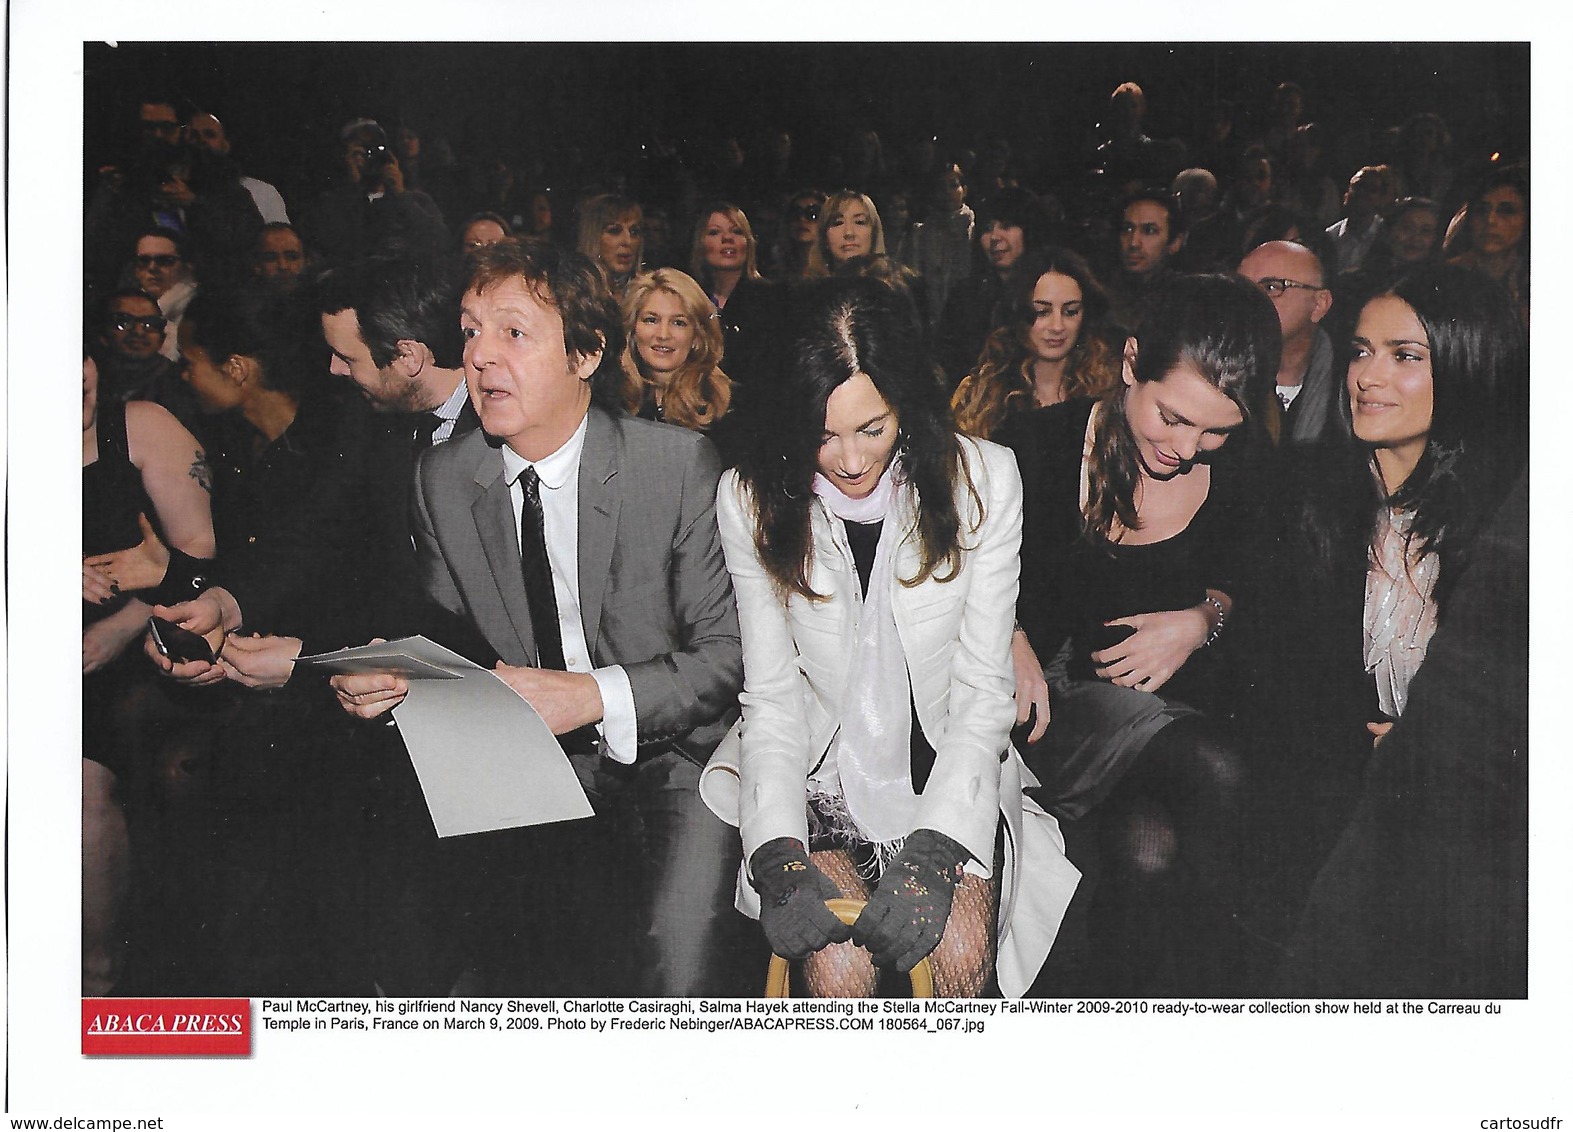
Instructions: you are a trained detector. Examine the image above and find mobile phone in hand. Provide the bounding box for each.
[148,616,215,664]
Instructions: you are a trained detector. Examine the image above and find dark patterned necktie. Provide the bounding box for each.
[411,411,443,450]
[518,467,566,671]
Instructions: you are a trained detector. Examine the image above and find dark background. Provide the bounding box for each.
[83,40,1529,202]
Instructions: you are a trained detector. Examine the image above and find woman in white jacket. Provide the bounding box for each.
[711,277,1076,997]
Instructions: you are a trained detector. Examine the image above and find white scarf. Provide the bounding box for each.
[811,459,918,844]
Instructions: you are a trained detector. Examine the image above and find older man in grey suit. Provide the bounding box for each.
[333,239,743,996]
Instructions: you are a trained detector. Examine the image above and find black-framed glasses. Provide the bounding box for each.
[110,314,167,333]
[140,120,181,136]
[1255,277,1323,298]
[135,254,182,269]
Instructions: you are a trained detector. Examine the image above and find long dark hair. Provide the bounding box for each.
[952,246,1119,438]
[1085,273,1280,543]
[1376,263,1525,600]
[735,277,974,601]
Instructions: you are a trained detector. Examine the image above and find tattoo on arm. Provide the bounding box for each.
[189,452,213,493]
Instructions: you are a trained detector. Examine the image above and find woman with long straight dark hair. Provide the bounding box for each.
[1237,262,1527,941]
[705,277,1077,997]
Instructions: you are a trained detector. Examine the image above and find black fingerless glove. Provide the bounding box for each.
[851,828,970,972]
[748,837,853,960]
[150,549,215,607]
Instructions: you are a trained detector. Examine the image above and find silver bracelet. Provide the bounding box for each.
[1202,595,1227,647]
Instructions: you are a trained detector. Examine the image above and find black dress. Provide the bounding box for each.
[1000,398,1257,821]
[83,400,157,774]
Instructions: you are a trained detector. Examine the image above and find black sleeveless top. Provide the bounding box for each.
[83,399,153,625]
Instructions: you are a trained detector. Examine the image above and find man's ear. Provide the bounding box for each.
[392,339,426,376]
[570,333,606,383]
[1122,336,1139,388]
[1310,287,1334,325]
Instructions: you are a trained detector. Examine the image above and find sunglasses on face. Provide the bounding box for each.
[111,314,168,333]
[793,203,821,221]
[135,254,182,269]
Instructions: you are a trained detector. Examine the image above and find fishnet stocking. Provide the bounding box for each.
[797,848,999,998]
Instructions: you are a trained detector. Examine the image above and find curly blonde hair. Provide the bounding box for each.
[618,269,732,431]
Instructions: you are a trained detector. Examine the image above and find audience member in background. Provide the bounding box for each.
[688,202,779,390]
[618,268,732,437]
[1327,197,1444,346]
[1324,164,1396,274]
[876,187,916,269]
[909,162,976,327]
[131,228,199,361]
[1389,112,1456,205]
[86,96,187,295]
[576,192,644,301]
[936,186,1053,385]
[303,118,450,266]
[95,288,201,431]
[251,223,309,290]
[458,211,512,251]
[1170,169,1221,242]
[1105,189,1184,333]
[773,189,827,285]
[1277,123,1341,228]
[807,190,926,332]
[1182,146,1276,272]
[952,247,1119,437]
[186,110,290,224]
[1236,239,1349,445]
[1445,163,1528,328]
[638,206,677,270]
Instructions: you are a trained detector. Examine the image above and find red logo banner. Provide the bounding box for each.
[82,998,251,1056]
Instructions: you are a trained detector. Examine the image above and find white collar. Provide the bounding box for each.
[500,412,589,491]
[433,376,469,422]
[813,456,904,524]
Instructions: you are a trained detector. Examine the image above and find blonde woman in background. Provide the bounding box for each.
[577,193,644,300]
[619,268,732,434]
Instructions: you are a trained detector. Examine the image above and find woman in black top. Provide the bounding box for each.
[1236,263,1527,942]
[1001,273,1279,996]
[688,202,780,389]
[141,283,387,993]
[82,346,215,993]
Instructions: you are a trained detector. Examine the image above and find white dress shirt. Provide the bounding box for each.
[499,414,638,762]
[430,379,470,445]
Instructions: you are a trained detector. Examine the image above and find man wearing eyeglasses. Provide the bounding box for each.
[96,289,201,433]
[1237,239,1351,445]
[131,228,197,362]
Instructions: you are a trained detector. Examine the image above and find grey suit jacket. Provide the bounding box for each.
[409,404,742,765]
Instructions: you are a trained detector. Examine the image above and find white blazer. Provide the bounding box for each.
[703,435,1079,997]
